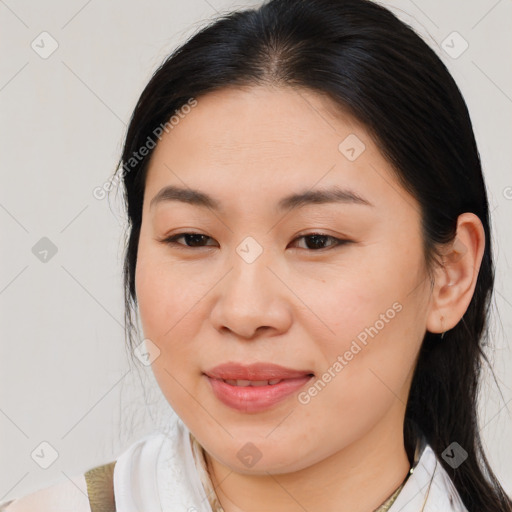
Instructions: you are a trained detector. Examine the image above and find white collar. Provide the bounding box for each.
[113,418,212,512]
[113,418,468,512]
[388,440,468,512]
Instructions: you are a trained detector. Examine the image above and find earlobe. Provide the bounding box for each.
[426,212,486,335]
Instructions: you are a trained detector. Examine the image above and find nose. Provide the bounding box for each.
[209,248,293,340]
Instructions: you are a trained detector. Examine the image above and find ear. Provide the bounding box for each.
[426,212,486,335]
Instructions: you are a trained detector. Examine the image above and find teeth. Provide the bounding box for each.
[224,379,249,386]
[251,380,269,386]
[223,379,283,386]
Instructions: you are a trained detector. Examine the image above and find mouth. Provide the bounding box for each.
[203,362,314,413]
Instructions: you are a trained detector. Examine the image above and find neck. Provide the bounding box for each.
[205,410,411,512]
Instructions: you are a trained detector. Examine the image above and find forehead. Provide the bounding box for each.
[148,85,364,165]
[144,85,413,214]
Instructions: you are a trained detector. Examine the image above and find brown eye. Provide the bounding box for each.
[161,233,218,248]
[290,233,350,251]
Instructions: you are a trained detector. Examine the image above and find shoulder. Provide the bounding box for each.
[0,473,91,512]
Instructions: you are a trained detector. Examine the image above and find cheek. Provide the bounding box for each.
[302,267,400,351]
[135,253,206,414]
[134,247,218,388]
[135,245,205,338]
[296,307,420,454]
[303,253,426,410]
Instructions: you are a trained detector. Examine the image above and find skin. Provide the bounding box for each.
[135,85,485,512]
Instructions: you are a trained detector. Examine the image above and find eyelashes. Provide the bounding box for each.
[159,232,351,252]
[162,233,216,249]
[292,233,350,250]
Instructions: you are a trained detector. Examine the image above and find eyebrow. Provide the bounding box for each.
[149,185,373,212]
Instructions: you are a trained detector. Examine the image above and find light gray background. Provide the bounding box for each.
[1,0,511,502]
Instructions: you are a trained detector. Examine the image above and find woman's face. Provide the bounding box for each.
[135,85,432,473]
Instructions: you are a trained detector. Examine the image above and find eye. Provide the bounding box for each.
[159,232,218,248]
[289,233,350,251]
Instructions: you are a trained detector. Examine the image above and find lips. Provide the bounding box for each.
[204,362,314,413]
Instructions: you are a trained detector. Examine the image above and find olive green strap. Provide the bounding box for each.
[84,461,117,512]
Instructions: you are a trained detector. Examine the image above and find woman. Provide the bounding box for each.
[2,0,510,510]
